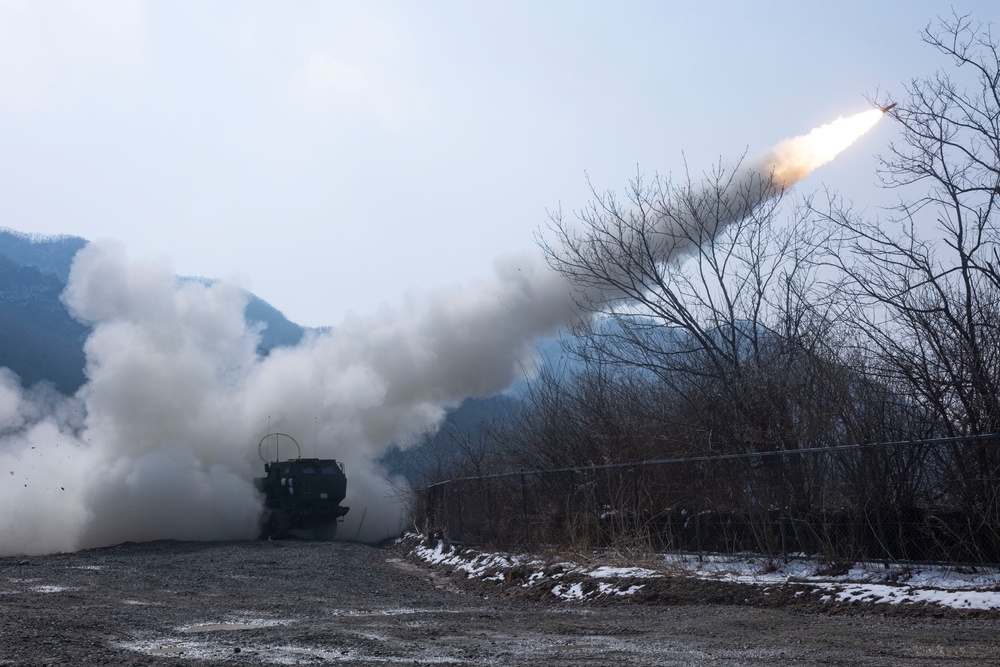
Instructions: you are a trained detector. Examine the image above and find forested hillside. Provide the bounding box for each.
[0,229,305,394]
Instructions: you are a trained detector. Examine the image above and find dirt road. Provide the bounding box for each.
[2,539,998,665]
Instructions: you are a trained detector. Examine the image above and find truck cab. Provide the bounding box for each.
[254,434,350,539]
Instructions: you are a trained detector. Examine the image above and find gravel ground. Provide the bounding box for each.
[2,539,1000,665]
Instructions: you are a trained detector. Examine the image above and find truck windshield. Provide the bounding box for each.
[321,464,341,475]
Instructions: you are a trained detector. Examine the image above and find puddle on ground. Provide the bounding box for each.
[182,622,262,633]
[907,645,995,658]
[179,618,290,633]
[127,637,473,664]
[325,607,485,617]
[29,585,71,593]
[125,620,291,660]
[541,643,607,651]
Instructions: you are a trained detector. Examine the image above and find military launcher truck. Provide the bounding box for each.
[254,432,349,540]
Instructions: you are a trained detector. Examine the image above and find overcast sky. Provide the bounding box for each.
[0,1,987,327]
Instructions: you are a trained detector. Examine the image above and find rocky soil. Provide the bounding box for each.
[2,538,999,665]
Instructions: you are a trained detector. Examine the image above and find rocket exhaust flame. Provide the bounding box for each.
[764,109,884,189]
[0,108,878,555]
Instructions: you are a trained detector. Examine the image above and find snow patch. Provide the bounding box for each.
[588,566,660,579]
[672,553,1000,610]
[404,534,1000,611]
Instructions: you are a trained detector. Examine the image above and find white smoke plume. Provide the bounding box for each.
[0,242,575,555]
[0,109,881,556]
[548,109,885,309]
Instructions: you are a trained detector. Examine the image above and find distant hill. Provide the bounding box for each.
[379,395,513,485]
[0,257,89,393]
[0,228,306,394]
[0,229,87,282]
[245,292,307,353]
[379,338,569,486]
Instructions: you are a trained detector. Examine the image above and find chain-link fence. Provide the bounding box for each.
[417,435,1000,564]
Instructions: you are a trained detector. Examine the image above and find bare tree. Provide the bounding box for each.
[540,158,843,453]
[818,11,1000,438]
[809,12,1000,553]
[421,13,1000,558]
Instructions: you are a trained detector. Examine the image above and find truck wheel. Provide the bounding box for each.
[260,510,290,540]
[314,522,338,541]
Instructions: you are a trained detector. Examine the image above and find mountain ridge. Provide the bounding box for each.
[0,228,306,394]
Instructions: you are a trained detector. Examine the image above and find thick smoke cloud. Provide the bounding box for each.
[0,110,879,556]
[0,241,578,555]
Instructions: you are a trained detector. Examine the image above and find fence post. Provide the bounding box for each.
[520,472,531,548]
[455,481,463,542]
[694,462,703,561]
[485,477,498,545]
[865,451,891,566]
[777,449,789,562]
[873,494,890,566]
[569,469,578,545]
[425,484,436,533]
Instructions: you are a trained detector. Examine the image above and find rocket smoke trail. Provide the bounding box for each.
[0,109,883,555]
[544,108,886,309]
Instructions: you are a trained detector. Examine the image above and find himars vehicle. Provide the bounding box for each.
[254,433,350,540]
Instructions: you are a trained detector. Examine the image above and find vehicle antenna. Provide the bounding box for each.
[355,507,368,541]
[314,416,318,457]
